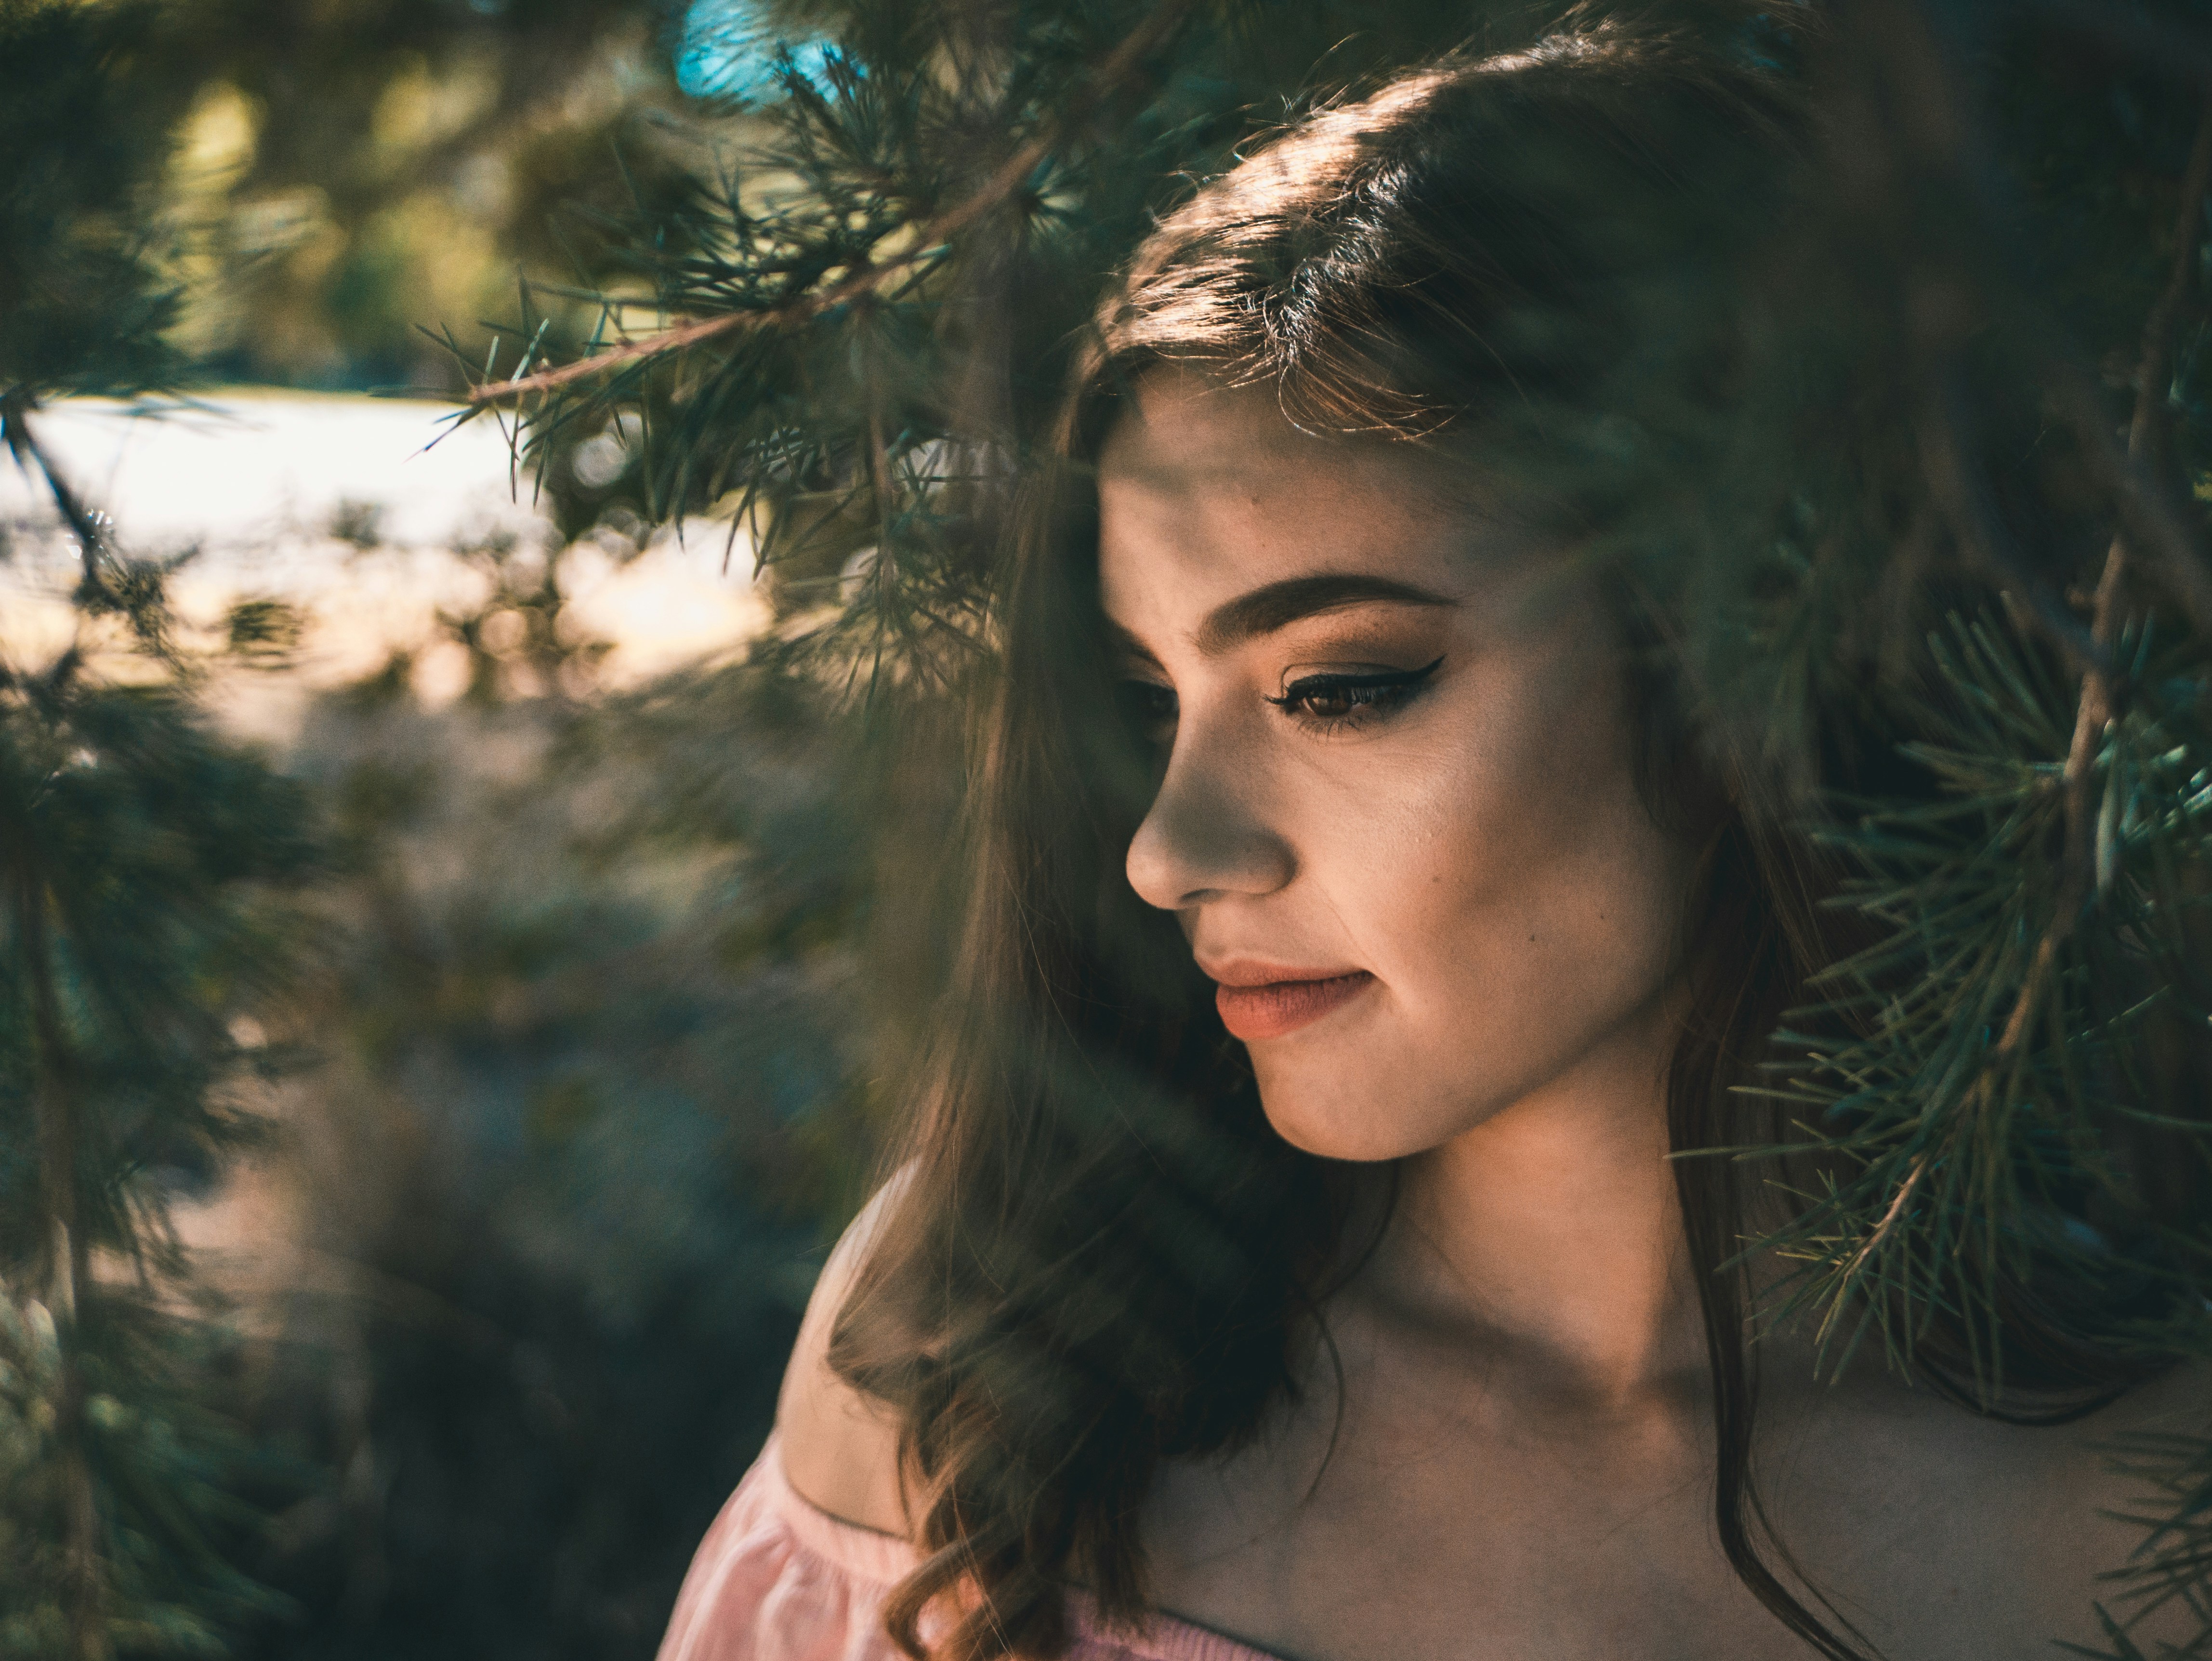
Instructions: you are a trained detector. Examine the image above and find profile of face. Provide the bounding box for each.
[1097,369,1696,1161]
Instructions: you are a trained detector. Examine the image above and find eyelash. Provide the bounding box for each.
[1116,656,1444,745]
[1265,657,1445,731]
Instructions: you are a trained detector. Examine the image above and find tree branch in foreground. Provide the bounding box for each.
[467,0,1200,408]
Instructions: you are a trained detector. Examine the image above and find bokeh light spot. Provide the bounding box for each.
[676,0,841,103]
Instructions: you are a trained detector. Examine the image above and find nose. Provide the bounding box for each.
[1125,725,1296,911]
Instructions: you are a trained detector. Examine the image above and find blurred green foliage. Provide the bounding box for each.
[0,581,323,1659]
[0,0,703,394]
[3,2,334,1648]
[153,0,706,391]
[14,0,2212,1656]
[226,611,895,1658]
[4,2,949,1651]
[0,0,191,405]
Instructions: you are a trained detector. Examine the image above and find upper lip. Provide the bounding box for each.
[1198,958,1367,988]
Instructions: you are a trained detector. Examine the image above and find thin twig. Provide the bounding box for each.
[468,0,1200,408]
[0,396,111,591]
[2040,347,2212,644]
[1863,0,2212,651]
[1979,92,2212,1076]
[1919,365,2105,673]
[2059,93,2212,896]
[1856,29,2212,1343]
[1819,1155,1927,1346]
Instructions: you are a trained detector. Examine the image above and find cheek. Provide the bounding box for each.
[1332,649,1648,953]
[1272,647,1685,1140]
[1437,670,1677,988]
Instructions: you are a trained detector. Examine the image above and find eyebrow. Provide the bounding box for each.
[1191,574,1453,656]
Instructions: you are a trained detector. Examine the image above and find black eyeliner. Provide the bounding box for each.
[1264,654,1445,708]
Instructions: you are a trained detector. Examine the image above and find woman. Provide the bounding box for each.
[660,16,2206,1661]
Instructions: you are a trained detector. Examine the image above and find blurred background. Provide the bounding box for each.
[0,3,960,1655]
[8,0,2212,1657]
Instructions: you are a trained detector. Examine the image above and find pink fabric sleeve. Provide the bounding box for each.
[656,1434,1280,1661]
[655,1435,913,1661]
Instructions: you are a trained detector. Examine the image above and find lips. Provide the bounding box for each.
[1210,970,1376,1041]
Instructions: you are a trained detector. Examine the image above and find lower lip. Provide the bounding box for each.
[1214,972,1376,1041]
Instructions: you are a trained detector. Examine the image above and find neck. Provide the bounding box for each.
[1360,988,1705,1411]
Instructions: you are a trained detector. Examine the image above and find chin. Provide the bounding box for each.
[1248,1047,1475,1164]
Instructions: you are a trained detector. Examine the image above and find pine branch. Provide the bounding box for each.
[1991,91,2212,1086]
[11,865,111,1661]
[1870,0,2212,658]
[466,0,1201,409]
[0,395,112,594]
[1757,32,2212,1401]
[2081,1430,2212,1654]
[2061,93,2212,885]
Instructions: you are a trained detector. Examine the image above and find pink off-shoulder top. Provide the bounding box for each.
[656,1435,1282,1661]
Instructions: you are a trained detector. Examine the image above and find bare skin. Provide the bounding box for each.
[780,371,2208,1659]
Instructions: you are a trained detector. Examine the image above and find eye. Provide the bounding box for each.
[1266,657,1443,730]
[1115,678,1179,745]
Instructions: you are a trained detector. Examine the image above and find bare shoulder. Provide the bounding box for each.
[1769,1352,2212,1657]
[2013,1357,2212,1650]
[2086,1352,2212,1440]
[774,1173,913,1536]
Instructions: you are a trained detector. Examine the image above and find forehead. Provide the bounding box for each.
[1095,370,1508,634]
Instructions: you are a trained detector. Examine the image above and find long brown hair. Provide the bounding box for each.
[830,13,2121,1660]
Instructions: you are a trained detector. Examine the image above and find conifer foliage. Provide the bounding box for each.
[12,0,2212,1652]
[2,2,319,1655]
[466,0,2212,1649]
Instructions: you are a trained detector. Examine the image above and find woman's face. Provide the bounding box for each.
[1096,370,1693,1160]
